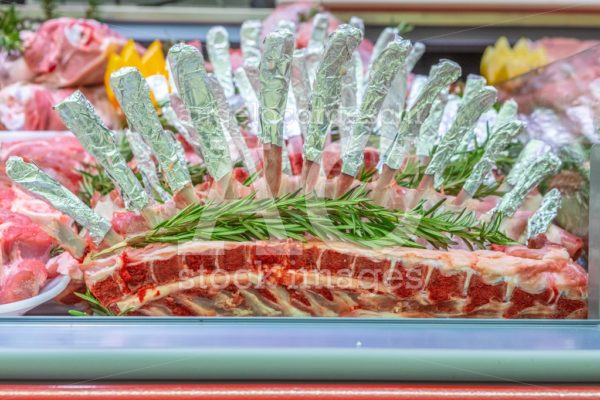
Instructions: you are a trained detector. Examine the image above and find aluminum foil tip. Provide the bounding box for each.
[495,151,562,217]
[462,120,523,196]
[240,20,262,68]
[303,24,363,163]
[384,59,461,170]
[258,29,295,148]
[110,66,192,193]
[168,43,233,181]
[406,42,426,71]
[463,74,486,100]
[207,26,235,98]
[55,89,149,213]
[6,156,111,243]
[349,16,365,33]
[506,139,550,187]
[368,27,398,72]
[277,19,296,33]
[425,84,497,186]
[342,36,412,177]
[527,188,562,239]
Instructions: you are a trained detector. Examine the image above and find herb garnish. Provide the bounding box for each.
[69,289,129,316]
[95,186,512,258]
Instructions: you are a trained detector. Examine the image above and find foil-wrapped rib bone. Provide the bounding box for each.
[495,151,562,217]
[6,156,112,244]
[291,49,311,139]
[240,20,262,91]
[506,139,550,187]
[258,29,295,148]
[207,75,257,174]
[303,24,363,165]
[341,37,413,178]
[207,26,235,98]
[367,27,398,82]
[233,67,260,136]
[416,89,448,158]
[379,41,426,157]
[146,74,194,143]
[305,12,330,88]
[167,43,233,182]
[384,59,462,171]
[457,74,491,150]
[258,29,295,195]
[425,85,498,188]
[461,120,524,197]
[110,67,192,194]
[125,129,171,203]
[54,90,149,213]
[527,188,562,240]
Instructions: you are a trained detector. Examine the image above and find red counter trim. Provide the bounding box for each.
[1,384,600,399]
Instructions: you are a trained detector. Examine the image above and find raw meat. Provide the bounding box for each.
[1,135,91,192]
[0,83,121,131]
[84,240,587,318]
[0,189,56,304]
[22,18,127,88]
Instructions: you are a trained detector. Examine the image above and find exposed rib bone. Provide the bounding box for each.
[167,44,233,199]
[110,67,196,209]
[337,37,413,196]
[54,90,151,215]
[302,24,363,193]
[6,157,121,254]
[258,29,295,197]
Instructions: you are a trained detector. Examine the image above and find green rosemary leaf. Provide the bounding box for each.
[114,186,511,252]
[71,289,125,316]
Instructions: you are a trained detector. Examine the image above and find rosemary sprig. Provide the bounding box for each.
[393,137,512,198]
[69,289,129,316]
[358,167,377,183]
[188,163,208,186]
[49,245,65,258]
[98,186,512,257]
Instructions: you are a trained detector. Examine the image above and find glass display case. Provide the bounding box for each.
[1,2,600,396]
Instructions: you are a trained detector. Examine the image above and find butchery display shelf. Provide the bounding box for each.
[0,141,599,382]
[1,317,600,382]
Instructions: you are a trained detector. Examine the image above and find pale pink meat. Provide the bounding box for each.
[537,37,600,63]
[1,136,91,192]
[0,83,121,131]
[23,18,127,88]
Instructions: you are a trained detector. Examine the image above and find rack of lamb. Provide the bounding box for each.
[5,18,587,318]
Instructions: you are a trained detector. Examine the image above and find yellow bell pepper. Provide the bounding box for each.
[104,52,121,107]
[104,39,170,110]
[140,40,167,78]
[481,36,549,85]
